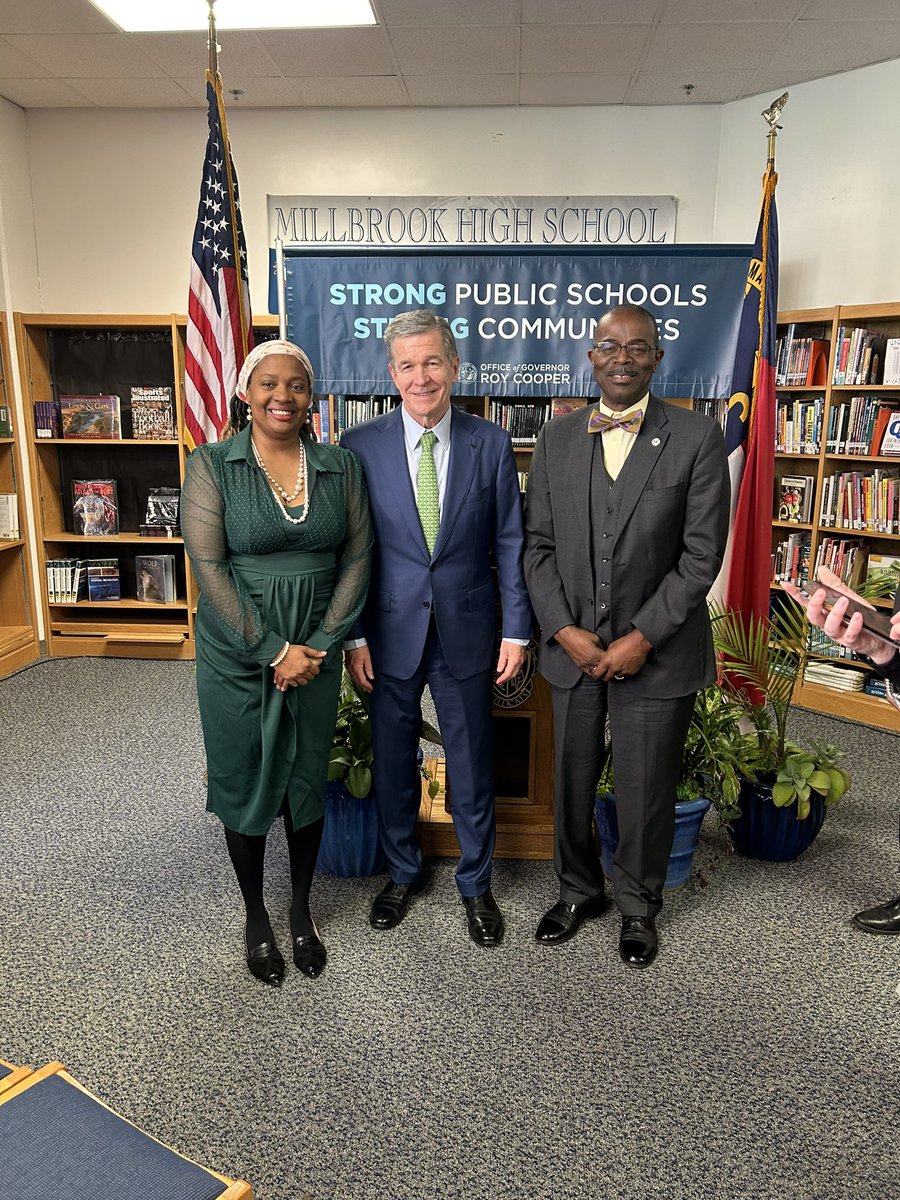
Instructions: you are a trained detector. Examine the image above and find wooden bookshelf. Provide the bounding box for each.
[0,314,40,676]
[775,305,900,733]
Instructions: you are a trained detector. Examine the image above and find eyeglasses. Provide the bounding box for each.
[591,340,658,358]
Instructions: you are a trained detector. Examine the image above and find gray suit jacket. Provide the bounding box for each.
[524,395,730,697]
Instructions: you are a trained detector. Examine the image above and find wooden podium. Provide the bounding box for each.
[418,642,555,859]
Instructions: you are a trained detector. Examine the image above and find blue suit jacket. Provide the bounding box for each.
[342,406,531,680]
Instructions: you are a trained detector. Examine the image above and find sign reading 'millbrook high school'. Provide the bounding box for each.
[274,248,751,399]
[267,195,678,247]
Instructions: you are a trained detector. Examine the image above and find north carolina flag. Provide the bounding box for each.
[713,162,779,647]
[184,71,254,448]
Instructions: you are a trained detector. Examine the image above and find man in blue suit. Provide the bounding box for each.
[341,310,531,946]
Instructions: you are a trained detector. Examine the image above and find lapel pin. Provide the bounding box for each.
[651,437,661,446]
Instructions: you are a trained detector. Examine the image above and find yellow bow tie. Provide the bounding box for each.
[588,409,644,435]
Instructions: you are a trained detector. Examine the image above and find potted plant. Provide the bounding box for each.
[711,598,850,861]
[318,671,441,876]
[594,684,743,888]
[318,670,384,876]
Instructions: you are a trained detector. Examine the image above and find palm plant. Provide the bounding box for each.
[711,601,850,819]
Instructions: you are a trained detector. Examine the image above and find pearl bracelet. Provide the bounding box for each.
[270,641,290,668]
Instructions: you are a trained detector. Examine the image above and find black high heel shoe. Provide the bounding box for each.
[245,926,285,988]
[292,931,327,978]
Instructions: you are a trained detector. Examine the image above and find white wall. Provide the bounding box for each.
[715,58,900,308]
[22,103,724,316]
[0,95,40,314]
[16,58,900,319]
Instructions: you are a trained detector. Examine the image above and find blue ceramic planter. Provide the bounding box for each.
[728,776,826,861]
[594,792,711,889]
[316,780,386,877]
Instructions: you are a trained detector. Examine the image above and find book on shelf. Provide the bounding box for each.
[72,478,119,536]
[775,332,829,387]
[0,402,11,437]
[777,475,814,523]
[803,660,866,691]
[0,492,19,538]
[880,410,900,456]
[86,558,121,602]
[143,485,180,535]
[832,327,886,386]
[33,400,61,438]
[776,395,823,453]
[488,399,549,444]
[864,676,888,699]
[550,398,589,419]
[826,396,896,454]
[130,386,175,440]
[772,530,810,586]
[59,394,122,439]
[813,536,867,588]
[135,553,177,603]
[819,467,900,533]
[883,338,900,387]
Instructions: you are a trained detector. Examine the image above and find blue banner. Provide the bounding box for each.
[272,246,751,399]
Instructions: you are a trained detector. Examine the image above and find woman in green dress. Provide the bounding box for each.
[182,340,372,986]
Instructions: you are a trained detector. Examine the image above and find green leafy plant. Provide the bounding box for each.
[597,684,744,824]
[327,670,441,801]
[711,602,850,819]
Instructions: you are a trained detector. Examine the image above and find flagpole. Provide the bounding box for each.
[208,1,218,77]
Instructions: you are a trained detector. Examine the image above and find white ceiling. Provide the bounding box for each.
[1,0,899,110]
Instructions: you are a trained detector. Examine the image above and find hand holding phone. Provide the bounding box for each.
[797,583,898,649]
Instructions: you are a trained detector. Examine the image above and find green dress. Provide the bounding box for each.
[182,425,372,835]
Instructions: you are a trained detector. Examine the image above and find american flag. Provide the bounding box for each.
[184,71,253,447]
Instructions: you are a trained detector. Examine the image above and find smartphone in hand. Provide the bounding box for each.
[798,584,897,647]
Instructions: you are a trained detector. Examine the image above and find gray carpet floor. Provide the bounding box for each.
[1,657,898,1200]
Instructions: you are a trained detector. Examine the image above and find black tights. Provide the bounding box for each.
[223,810,325,949]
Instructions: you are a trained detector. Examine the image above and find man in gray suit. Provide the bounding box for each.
[524,304,730,967]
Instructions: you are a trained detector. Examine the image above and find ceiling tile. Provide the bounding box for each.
[523,0,659,21]
[0,77,95,106]
[521,25,647,74]
[519,73,632,105]
[379,0,520,25]
[660,0,796,20]
[256,27,395,77]
[130,32,282,80]
[0,37,46,77]
[289,76,408,107]
[641,22,788,70]
[175,75,300,107]
[64,76,198,107]
[5,33,165,77]
[390,27,517,76]
[802,0,899,16]
[629,70,756,105]
[764,21,900,69]
[740,71,828,97]
[405,75,517,106]
[0,0,113,35]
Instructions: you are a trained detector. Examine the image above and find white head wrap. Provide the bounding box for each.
[236,339,315,401]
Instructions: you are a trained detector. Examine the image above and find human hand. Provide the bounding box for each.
[274,644,327,690]
[496,640,526,684]
[594,628,653,682]
[554,625,605,676]
[344,645,375,693]
[783,566,898,665]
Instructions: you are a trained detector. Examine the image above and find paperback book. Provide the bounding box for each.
[0,492,19,538]
[777,475,814,523]
[72,479,119,536]
[131,386,175,440]
[86,558,121,602]
[0,403,11,437]
[33,400,61,438]
[59,394,122,439]
[135,553,177,603]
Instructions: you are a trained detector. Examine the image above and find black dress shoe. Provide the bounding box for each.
[535,896,607,945]
[462,889,504,947]
[619,915,658,968]
[245,934,285,988]
[293,932,327,978]
[851,894,900,935]
[370,879,420,930]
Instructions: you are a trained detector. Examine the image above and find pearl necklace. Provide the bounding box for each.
[251,437,310,525]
